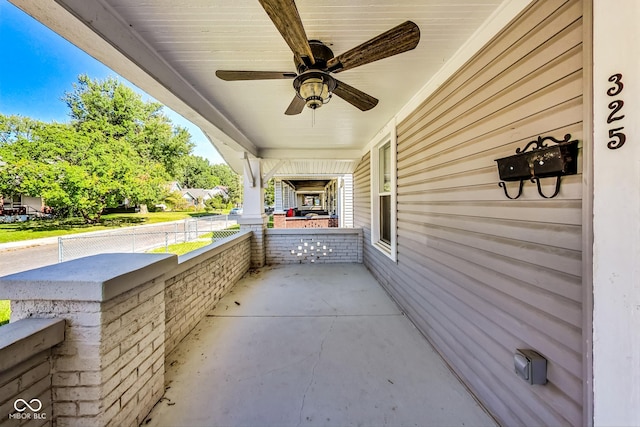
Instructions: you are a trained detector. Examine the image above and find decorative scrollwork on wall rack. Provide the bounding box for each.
[515,134,573,154]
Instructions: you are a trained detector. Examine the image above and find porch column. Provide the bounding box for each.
[273,179,286,228]
[592,1,640,425]
[274,179,284,213]
[0,254,176,427]
[283,185,290,210]
[239,157,267,267]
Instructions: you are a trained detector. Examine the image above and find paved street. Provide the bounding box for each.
[0,215,238,277]
[0,242,59,276]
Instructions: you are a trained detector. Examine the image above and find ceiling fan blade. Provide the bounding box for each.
[285,95,306,115]
[258,0,315,65]
[327,21,420,73]
[216,70,297,81]
[333,79,378,111]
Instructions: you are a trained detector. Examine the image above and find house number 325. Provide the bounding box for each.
[606,73,626,149]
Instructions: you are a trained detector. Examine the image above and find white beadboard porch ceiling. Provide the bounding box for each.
[13,0,504,174]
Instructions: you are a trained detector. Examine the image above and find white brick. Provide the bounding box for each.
[53,385,101,401]
[104,319,138,351]
[80,371,102,386]
[138,282,162,302]
[53,402,78,417]
[0,376,20,403]
[54,356,101,373]
[101,370,121,400]
[103,369,136,409]
[102,346,120,368]
[120,322,153,353]
[52,372,80,387]
[78,400,102,416]
[102,295,139,324]
[152,356,164,374]
[64,326,101,344]
[102,344,137,386]
[102,399,121,424]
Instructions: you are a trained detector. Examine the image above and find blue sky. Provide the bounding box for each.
[0,1,224,164]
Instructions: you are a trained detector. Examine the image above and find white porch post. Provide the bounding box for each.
[272,179,286,229]
[239,156,267,267]
[274,179,284,214]
[592,1,640,425]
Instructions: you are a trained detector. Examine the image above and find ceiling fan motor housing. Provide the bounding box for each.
[295,40,335,73]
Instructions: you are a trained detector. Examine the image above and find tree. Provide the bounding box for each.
[64,75,194,178]
[0,114,166,222]
[204,195,227,212]
[264,179,274,207]
[0,75,238,221]
[210,163,242,205]
[178,159,242,205]
[180,155,221,189]
[164,190,188,211]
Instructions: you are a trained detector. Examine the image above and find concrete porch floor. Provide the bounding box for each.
[145,264,497,427]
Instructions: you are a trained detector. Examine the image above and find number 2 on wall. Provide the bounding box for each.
[606,73,626,149]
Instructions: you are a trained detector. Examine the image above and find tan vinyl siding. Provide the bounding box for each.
[354,0,584,425]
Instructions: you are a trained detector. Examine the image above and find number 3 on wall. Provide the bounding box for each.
[606,73,626,149]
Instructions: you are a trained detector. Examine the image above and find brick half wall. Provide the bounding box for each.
[0,231,253,427]
[265,228,363,264]
[0,319,64,427]
[164,232,251,355]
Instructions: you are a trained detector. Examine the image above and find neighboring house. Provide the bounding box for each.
[210,186,229,200]
[165,181,182,193]
[8,1,640,425]
[181,189,205,208]
[181,187,229,208]
[0,194,44,216]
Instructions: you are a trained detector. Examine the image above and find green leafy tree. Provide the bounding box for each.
[164,190,188,211]
[204,194,227,212]
[178,158,242,205]
[180,155,221,189]
[0,114,165,222]
[210,163,242,205]
[264,178,274,207]
[0,75,237,221]
[64,75,194,178]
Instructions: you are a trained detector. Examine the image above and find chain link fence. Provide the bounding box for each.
[58,215,240,261]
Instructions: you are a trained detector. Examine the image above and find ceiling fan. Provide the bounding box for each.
[215,0,420,115]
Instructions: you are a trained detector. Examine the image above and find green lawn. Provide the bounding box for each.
[0,300,10,326]
[147,227,242,256]
[147,240,213,256]
[0,211,227,244]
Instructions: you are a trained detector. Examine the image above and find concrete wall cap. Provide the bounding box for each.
[0,318,65,371]
[0,253,177,301]
[173,231,251,276]
[266,228,363,236]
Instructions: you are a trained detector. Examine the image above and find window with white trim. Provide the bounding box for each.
[371,131,397,261]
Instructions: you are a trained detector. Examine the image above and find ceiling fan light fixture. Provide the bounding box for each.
[294,71,336,110]
[300,78,328,109]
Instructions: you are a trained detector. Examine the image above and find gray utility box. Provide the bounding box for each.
[514,349,547,385]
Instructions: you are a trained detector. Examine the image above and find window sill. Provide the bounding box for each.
[373,240,396,262]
